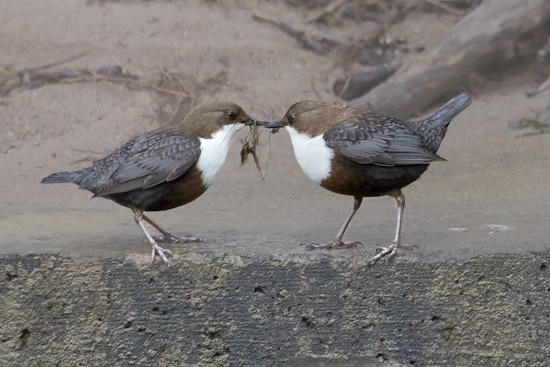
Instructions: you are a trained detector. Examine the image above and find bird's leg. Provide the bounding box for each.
[134,210,172,265]
[142,213,200,244]
[368,190,414,265]
[306,196,363,250]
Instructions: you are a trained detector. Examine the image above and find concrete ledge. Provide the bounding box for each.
[1,251,549,366]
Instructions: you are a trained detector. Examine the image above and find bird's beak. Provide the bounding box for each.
[263,120,284,129]
[245,118,269,126]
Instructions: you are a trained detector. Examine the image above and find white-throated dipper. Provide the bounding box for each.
[264,93,471,265]
[42,102,263,264]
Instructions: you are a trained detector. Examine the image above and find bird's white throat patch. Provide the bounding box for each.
[285,126,333,184]
[197,123,244,187]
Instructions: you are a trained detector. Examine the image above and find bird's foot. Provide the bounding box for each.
[153,233,201,244]
[150,242,173,265]
[153,233,181,244]
[367,242,415,266]
[304,239,363,251]
[181,234,201,243]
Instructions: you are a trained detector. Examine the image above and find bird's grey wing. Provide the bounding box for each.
[384,127,442,165]
[94,133,201,197]
[324,113,440,166]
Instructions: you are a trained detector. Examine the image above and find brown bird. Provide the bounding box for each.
[42,102,262,264]
[264,93,471,264]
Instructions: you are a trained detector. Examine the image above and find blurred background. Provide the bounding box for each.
[0,0,549,260]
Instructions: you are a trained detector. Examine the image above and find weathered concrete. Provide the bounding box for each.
[1,250,549,367]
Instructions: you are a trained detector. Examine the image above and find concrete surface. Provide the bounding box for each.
[2,250,550,366]
[1,0,549,263]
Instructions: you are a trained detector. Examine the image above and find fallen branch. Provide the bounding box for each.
[349,0,550,118]
[333,62,400,100]
[0,51,90,96]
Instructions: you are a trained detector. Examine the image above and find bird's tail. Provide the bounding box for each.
[426,92,472,128]
[422,92,472,152]
[41,170,84,184]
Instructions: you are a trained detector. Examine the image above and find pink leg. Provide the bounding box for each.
[134,210,172,265]
[306,196,364,251]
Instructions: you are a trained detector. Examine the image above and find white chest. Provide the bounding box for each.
[197,124,243,187]
[285,126,333,184]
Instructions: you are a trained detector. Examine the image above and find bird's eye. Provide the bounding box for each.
[225,111,237,120]
[287,114,296,124]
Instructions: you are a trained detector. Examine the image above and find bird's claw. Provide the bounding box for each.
[303,240,363,251]
[181,235,201,243]
[367,242,398,266]
[149,234,200,265]
[150,243,173,265]
[303,243,323,251]
[153,234,201,244]
[153,234,182,244]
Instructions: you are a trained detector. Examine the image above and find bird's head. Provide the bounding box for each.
[264,100,355,137]
[181,102,263,138]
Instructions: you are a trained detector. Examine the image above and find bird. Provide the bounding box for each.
[41,101,263,264]
[263,93,471,265]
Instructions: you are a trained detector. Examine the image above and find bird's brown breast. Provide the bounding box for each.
[321,153,429,197]
[107,165,207,211]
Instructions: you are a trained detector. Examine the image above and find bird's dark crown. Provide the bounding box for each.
[174,101,253,138]
[280,100,357,136]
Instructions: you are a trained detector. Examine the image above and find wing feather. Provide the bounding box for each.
[94,132,200,196]
[323,112,439,166]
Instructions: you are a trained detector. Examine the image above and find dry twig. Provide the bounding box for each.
[240,123,266,179]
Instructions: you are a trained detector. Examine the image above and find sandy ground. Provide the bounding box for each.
[0,0,549,262]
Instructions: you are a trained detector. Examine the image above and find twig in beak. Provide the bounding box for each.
[240,122,265,179]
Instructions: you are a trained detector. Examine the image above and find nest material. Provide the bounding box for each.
[240,123,271,179]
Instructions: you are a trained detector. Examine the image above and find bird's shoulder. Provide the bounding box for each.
[94,129,198,167]
[123,129,199,154]
[323,110,406,142]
